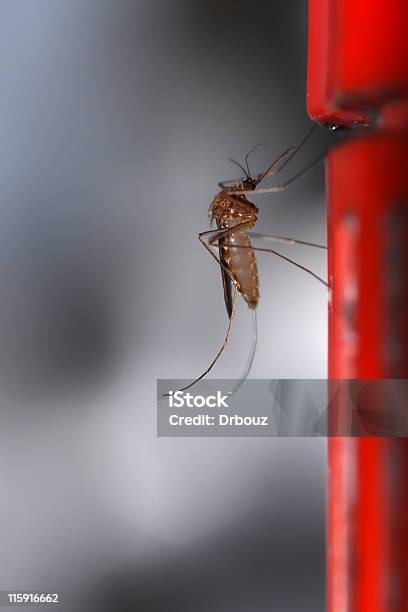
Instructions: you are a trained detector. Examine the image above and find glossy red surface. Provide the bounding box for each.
[326,134,408,611]
[308,1,408,609]
[307,0,408,123]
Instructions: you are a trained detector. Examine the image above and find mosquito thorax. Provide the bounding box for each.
[209,188,258,225]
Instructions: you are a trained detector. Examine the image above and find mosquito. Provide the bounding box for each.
[177,124,328,393]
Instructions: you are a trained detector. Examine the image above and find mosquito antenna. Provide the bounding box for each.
[163,286,238,395]
[228,158,249,179]
[244,142,270,176]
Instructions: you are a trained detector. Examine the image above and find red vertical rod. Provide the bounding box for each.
[307,1,408,611]
[327,135,408,611]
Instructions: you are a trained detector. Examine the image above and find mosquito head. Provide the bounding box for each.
[228,143,271,190]
[241,177,258,191]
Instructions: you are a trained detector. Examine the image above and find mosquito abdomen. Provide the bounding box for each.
[211,191,259,311]
[221,227,259,309]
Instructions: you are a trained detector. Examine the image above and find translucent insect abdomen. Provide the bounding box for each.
[210,191,259,309]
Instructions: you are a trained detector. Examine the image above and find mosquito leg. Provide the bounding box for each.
[233,149,325,196]
[247,231,327,249]
[163,285,238,395]
[205,221,254,245]
[218,177,244,189]
[262,124,318,179]
[200,221,327,287]
[242,185,288,195]
[254,145,297,181]
[209,240,328,287]
[203,224,326,250]
[198,229,236,285]
[164,229,243,396]
[218,125,318,189]
[179,228,262,395]
[250,245,328,287]
[218,125,320,191]
[198,222,256,298]
[250,124,318,186]
[228,308,258,397]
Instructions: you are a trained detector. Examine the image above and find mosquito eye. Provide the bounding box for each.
[243,179,255,190]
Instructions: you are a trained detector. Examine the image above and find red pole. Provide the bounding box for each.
[307,1,408,610]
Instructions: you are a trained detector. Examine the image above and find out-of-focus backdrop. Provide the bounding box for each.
[0,1,327,610]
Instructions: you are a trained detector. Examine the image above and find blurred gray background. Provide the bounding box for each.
[0,1,327,610]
